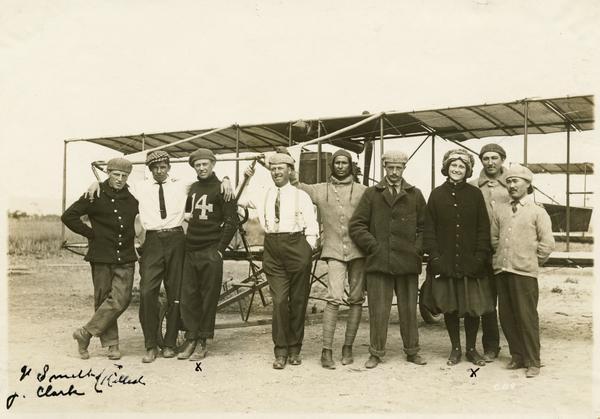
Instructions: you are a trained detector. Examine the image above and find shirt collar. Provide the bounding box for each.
[477,167,507,187]
[330,175,354,185]
[153,175,172,185]
[385,176,400,187]
[273,182,293,191]
[376,177,414,191]
[512,195,532,206]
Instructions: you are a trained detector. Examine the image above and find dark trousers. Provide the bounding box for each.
[496,272,541,368]
[263,233,313,357]
[366,273,420,358]
[85,262,134,347]
[481,267,500,353]
[139,229,185,349]
[181,247,224,340]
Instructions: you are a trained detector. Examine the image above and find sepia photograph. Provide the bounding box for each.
[2,1,598,417]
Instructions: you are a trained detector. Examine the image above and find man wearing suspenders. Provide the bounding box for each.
[240,153,319,369]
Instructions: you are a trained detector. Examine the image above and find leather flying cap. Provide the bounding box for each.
[331,149,352,169]
[145,150,170,167]
[441,148,475,178]
[106,157,133,174]
[189,148,216,167]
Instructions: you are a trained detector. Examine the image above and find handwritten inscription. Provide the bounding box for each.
[468,367,480,377]
[6,392,20,410]
[6,363,146,410]
[195,362,203,372]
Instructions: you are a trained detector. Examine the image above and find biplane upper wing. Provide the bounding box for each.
[74,95,593,157]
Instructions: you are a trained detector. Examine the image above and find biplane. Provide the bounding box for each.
[60,94,594,330]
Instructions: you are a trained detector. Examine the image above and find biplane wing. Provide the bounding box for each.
[71,95,594,157]
[62,94,595,268]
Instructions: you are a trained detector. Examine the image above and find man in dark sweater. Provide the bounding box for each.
[61,158,139,360]
[177,148,239,360]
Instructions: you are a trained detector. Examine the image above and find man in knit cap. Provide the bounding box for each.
[241,152,319,369]
[349,149,427,368]
[491,164,554,378]
[177,149,239,361]
[470,143,510,362]
[289,148,367,369]
[63,158,138,360]
[86,150,233,362]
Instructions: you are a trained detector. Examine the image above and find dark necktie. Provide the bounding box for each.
[158,182,167,219]
[511,200,518,213]
[390,184,398,197]
[274,188,280,223]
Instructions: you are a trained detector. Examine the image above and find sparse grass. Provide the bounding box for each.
[8,217,83,256]
[8,216,266,257]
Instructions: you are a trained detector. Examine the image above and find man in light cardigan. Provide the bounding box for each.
[491,164,555,378]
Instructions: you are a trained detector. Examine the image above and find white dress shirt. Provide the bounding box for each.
[239,182,319,247]
[129,176,193,230]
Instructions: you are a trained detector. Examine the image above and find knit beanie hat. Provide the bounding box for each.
[189,148,216,167]
[479,143,507,160]
[441,148,475,179]
[106,157,133,174]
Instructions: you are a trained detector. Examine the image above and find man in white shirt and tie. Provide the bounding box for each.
[132,150,190,362]
[241,153,319,369]
[87,149,232,363]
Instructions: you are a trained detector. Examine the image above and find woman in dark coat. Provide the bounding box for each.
[423,149,494,366]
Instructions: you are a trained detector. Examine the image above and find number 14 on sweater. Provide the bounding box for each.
[190,193,214,220]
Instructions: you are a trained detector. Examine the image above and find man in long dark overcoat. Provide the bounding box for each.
[349,150,427,368]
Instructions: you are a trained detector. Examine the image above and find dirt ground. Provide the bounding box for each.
[4,252,596,416]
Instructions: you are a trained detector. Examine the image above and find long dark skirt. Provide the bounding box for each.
[421,271,494,318]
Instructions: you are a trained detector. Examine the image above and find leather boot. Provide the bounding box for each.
[321,348,335,369]
[177,339,197,360]
[108,345,121,360]
[341,344,353,365]
[365,355,381,369]
[189,339,208,361]
[73,327,92,360]
[142,347,158,363]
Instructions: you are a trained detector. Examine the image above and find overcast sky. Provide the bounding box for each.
[2,0,598,214]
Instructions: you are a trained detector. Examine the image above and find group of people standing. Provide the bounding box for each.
[62,149,236,363]
[62,141,554,378]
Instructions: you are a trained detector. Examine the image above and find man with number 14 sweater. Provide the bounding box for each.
[177,148,239,361]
